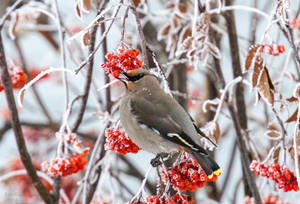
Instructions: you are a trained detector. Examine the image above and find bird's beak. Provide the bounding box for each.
[117,71,130,81]
[116,71,129,88]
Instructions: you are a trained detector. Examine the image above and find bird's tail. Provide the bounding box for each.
[190,151,222,179]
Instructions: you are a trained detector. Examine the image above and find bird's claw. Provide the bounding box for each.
[150,152,169,167]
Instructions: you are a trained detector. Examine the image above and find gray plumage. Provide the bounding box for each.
[119,69,221,176]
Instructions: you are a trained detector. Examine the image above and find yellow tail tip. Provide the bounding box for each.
[214,168,223,176]
[207,169,222,179]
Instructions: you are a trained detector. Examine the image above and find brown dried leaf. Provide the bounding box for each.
[265,130,281,138]
[166,3,175,9]
[252,57,264,87]
[83,0,92,11]
[82,31,91,46]
[286,108,298,123]
[173,17,179,28]
[162,24,171,36]
[214,122,220,143]
[293,83,300,99]
[19,90,25,106]
[10,13,19,39]
[273,146,280,164]
[132,0,141,7]
[245,45,261,70]
[75,4,81,17]
[267,121,280,132]
[182,28,192,41]
[286,96,298,103]
[182,36,193,50]
[178,4,187,13]
[187,49,196,58]
[250,150,258,161]
[257,67,274,105]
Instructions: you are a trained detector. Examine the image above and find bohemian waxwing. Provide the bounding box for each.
[118,68,221,178]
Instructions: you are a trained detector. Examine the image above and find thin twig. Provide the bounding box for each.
[81,122,109,204]
[213,76,242,123]
[223,0,262,203]
[111,171,135,197]
[119,156,156,195]
[147,46,173,97]
[14,39,54,125]
[271,107,288,164]
[130,166,153,202]
[84,11,112,202]
[0,0,23,29]
[53,0,69,110]
[74,0,123,74]
[219,141,237,199]
[72,17,99,133]
[130,2,149,69]
[17,67,74,108]
[277,20,300,78]
[120,7,129,43]
[293,96,300,188]
[209,5,271,21]
[249,0,259,45]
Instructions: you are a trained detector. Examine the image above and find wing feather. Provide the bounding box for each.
[130,98,208,156]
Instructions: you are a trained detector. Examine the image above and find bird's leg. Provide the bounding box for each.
[150,152,169,167]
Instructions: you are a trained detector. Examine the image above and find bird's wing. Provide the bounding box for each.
[129,97,208,156]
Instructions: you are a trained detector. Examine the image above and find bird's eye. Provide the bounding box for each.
[128,73,145,82]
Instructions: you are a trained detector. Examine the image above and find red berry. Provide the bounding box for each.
[112,71,120,78]
[104,128,141,155]
[250,160,299,192]
[100,48,143,77]
[0,66,27,92]
[162,155,220,192]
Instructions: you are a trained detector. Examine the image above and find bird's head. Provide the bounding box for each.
[116,69,159,91]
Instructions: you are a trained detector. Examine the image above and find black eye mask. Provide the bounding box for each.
[121,72,145,82]
[128,73,145,82]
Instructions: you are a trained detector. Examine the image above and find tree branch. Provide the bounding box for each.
[72,22,97,133]
[223,1,262,203]
[131,3,149,69]
[84,12,111,202]
[0,30,53,203]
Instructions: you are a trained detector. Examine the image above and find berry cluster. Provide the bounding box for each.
[0,66,27,92]
[104,128,141,155]
[167,193,194,204]
[101,48,142,77]
[42,133,89,177]
[244,195,291,204]
[259,44,285,56]
[42,148,89,177]
[129,193,194,204]
[162,155,220,192]
[250,160,299,192]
